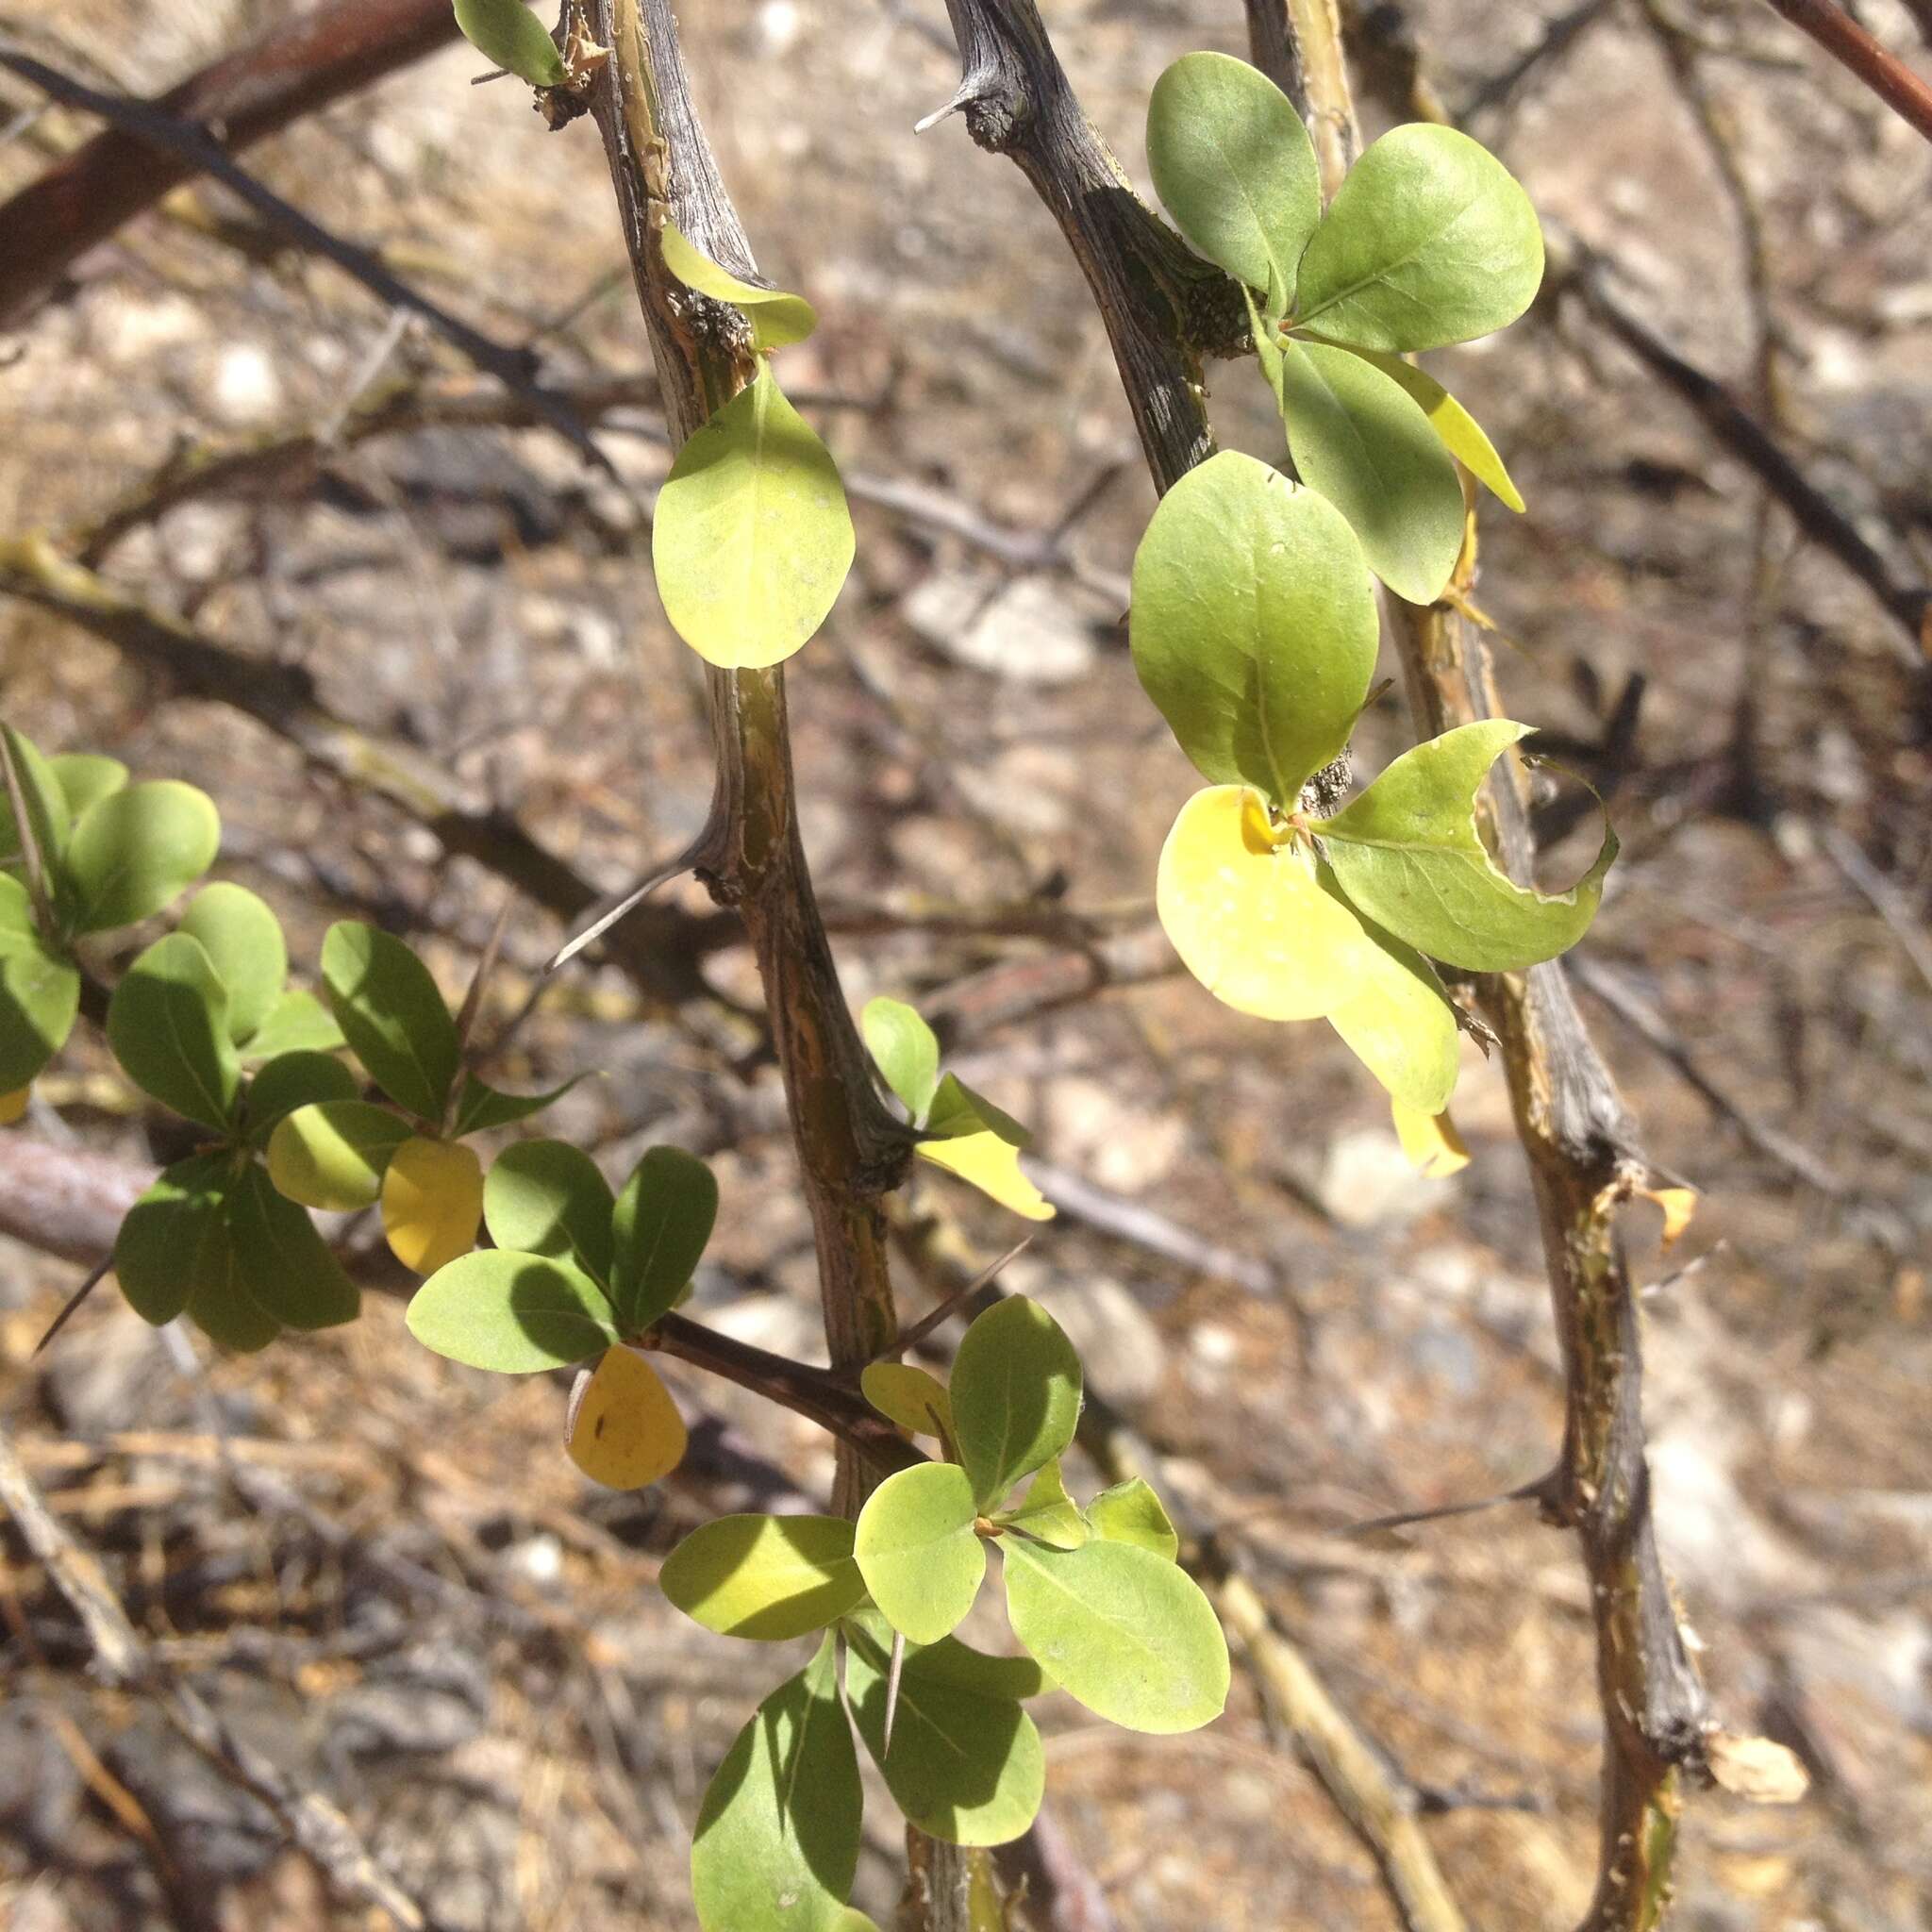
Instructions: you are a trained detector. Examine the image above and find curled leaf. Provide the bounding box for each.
[451,0,566,86]
[660,218,819,349]
[1391,1097,1471,1178]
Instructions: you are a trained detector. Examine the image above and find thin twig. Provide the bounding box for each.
[1757,0,1932,143]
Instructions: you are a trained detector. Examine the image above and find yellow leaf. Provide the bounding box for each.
[1640,1185,1698,1251]
[1706,1731,1808,1806]
[380,1135,483,1275]
[860,1361,955,1438]
[1157,785,1374,1021]
[0,1084,27,1125]
[917,1133,1054,1222]
[1391,1097,1470,1177]
[566,1344,688,1490]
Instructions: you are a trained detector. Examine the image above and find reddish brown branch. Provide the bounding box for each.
[1758,0,1932,144]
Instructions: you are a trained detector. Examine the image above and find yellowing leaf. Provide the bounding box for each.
[1341,348,1525,512]
[1391,1097,1470,1177]
[1157,786,1374,1021]
[660,218,819,349]
[380,1135,483,1275]
[0,1083,26,1124]
[565,1344,688,1490]
[861,1361,955,1439]
[917,1132,1053,1222]
[1639,1184,1698,1251]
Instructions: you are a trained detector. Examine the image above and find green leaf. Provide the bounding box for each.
[1293,124,1543,351]
[843,1631,1045,1846]
[853,1461,987,1644]
[107,933,240,1132]
[691,1636,861,1932]
[1157,785,1377,1021]
[266,1099,411,1209]
[1339,347,1524,512]
[483,1138,615,1285]
[65,781,220,934]
[47,753,128,821]
[449,1071,586,1136]
[922,1074,1027,1148]
[113,1153,232,1326]
[0,727,73,876]
[242,1051,358,1142]
[949,1296,1082,1510]
[406,1249,616,1372]
[1314,720,1617,971]
[177,883,286,1046]
[609,1144,718,1331]
[1317,866,1460,1114]
[1084,1477,1179,1562]
[660,218,819,350]
[842,1609,1048,1702]
[241,990,345,1062]
[1002,1538,1229,1735]
[226,1162,358,1330]
[320,923,459,1121]
[994,1458,1089,1550]
[1129,447,1378,803]
[0,925,80,1091]
[0,873,30,937]
[860,1362,954,1440]
[451,0,566,87]
[652,364,855,669]
[660,1514,867,1641]
[1268,337,1465,607]
[187,1257,280,1353]
[860,995,941,1121]
[1146,51,1320,314]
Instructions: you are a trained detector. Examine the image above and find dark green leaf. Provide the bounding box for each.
[406,1249,616,1372]
[242,1051,358,1142]
[0,924,80,1091]
[449,1071,586,1136]
[483,1139,614,1285]
[226,1162,358,1329]
[660,1514,866,1641]
[178,883,287,1045]
[320,923,459,1121]
[610,1144,718,1331]
[113,1153,232,1327]
[949,1296,1082,1510]
[841,1610,1048,1702]
[66,781,221,933]
[106,933,241,1132]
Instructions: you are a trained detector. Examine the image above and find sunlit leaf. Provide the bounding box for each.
[241,989,345,1062]
[320,922,459,1121]
[652,364,854,669]
[406,1248,617,1373]
[661,1513,867,1640]
[916,1132,1053,1221]
[177,882,286,1046]
[565,1343,687,1490]
[0,924,80,1091]
[1339,347,1524,512]
[691,1636,861,1932]
[448,1070,586,1136]
[1129,448,1378,804]
[64,781,220,934]
[922,1074,1027,1147]
[1084,1477,1179,1562]
[860,1361,954,1440]
[113,1152,231,1327]
[266,1099,411,1209]
[1145,51,1320,314]
[854,1462,987,1644]
[1268,337,1465,606]
[106,933,240,1131]
[226,1161,358,1329]
[1001,1537,1229,1735]
[949,1295,1082,1510]
[1391,1096,1471,1177]
[381,1134,484,1275]
[1293,124,1543,351]
[610,1144,718,1331]
[661,217,819,350]
[484,1138,614,1284]
[1156,785,1375,1022]
[47,753,127,822]
[451,0,566,87]
[1314,720,1617,971]
[242,1050,358,1143]
[0,726,73,878]
[0,873,30,936]
[861,995,941,1121]
[843,1629,1045,1846]
[994,1458,1088,1549]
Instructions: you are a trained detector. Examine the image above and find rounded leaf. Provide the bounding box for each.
[861,995,941,1120]
[178,883,287,1045]
[1323,906,1460,1114]
[266,1099,411,1209]
[610,1145,718,1331]
[566,1344,687,1490]
[661,1513,866,1640]
[242,1051,358,1146]
[113,1152,232,1327]
[652,365,855,669]
[484,1139,615,1284]
[320,923,459,1121]
[406,1249,616,1372]
[106,933,240,1131]
[1002,1537,1229,1735]
[853,1461,987,1644]
[1294,124,1543,351]
[1084,1477,1179,1562]
[949,1295,1082,1510]
[1346,349,1524,511]
[1146,51,1320,312]
[861,1362,955,1440]
[1156,786,1375,1022]
[0,926,80,1091]
[451,0,566,86]
[1129,449,1378,802]
[66,780,220,933]
[241,989,345,1062]
[995,1459,1089,1550]
[381,1134,484,1275]
[226,1161,359,1330]
[47,753,128,821]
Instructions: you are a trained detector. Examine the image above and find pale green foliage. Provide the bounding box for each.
[860,1361,954,1439]
[610,1143,718,1329]
[994,1458,1090,1549]
[0,910,79,1091]
[64,781,222,934]
[1343,348,1525,512]
[405,1249,616,1371]
[484,1139,615,1279]
[853,1462,987,1643]
[451,0,565,87]
[178,884,288,1046]
[861,994,941,1118]
[1084,1476,1180,1561]
[949,1294,1082,1509]
[1318,883,1461,1117]
[660,1515,867,1640]
[242,1051,358,1142]
[660,219,819,349]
